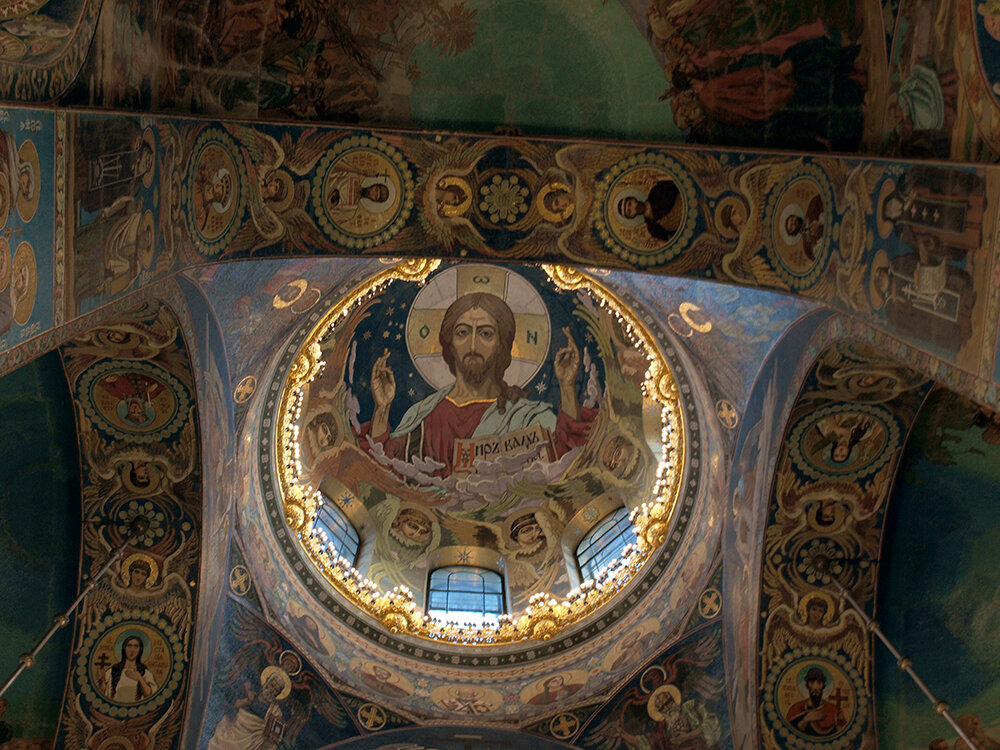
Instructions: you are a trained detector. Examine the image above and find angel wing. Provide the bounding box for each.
[719,158,803,284]
[671,631,723,701]
[279,128,354,176]
[438,514,504,552]
[215,606,282,686]
[149,697,184,750]
[284,671,348,739]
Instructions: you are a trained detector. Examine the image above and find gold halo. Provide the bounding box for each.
[797,590,836,625]
[11,241,35,325]
[273,279,308,309]
[647,683,682,720]
[260,666,292,700]
[876,180,896,239]
[435,175,472,217]
[16,139,39,222]
[0,237,9,291]
[138,211,155,269]
[537,181,575,224]
[141,128,156,188]
[404,263,551,390]
[121,552,159,588]
[869,250,890,310]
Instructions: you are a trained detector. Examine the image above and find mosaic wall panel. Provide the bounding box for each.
[54,301,201,750]
[756,340,932,750]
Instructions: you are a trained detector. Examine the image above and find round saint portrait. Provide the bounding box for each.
[350,659,414,698]
[80,361,190,442]
[11,241,35,325]
[594,153,696,267]
[771,656,861,743]
[312,135,413,248]
[766,170,834,288]
[185,129,245,255]
[90,625,170,705]
[790,403,898,481]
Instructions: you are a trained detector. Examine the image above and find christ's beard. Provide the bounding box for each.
[458,353,492,385]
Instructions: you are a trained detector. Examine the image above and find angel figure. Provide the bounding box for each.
[717,157,805,290]
[583,631,724,750]
[221,124,346,255]
[210,605,346,749]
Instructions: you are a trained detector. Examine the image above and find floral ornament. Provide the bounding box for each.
[479,175,528,224]
[795,538,845,584]
[118,500,167,547]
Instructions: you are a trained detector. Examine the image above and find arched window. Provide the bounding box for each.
[313,493,360,566]
[576,506,637,581]
[427,566,505,625]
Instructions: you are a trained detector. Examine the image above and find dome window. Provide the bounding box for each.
[313,493,360,566]
[576,506,637,581]
[427,566,505,625]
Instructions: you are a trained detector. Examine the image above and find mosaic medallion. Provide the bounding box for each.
[764,163,835,289]
[79,360,190,442]
[789,403,899,481]
[311,134,414,249]
[184,128,246,256]
[76,610,185,719]
[763,648,866,750]
[593,152,697,267]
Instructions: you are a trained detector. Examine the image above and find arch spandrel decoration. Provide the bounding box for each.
[260,260,697,652]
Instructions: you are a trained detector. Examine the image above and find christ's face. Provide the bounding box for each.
[451,307,499,382]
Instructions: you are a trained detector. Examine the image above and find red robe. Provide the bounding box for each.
[361,398,594,477]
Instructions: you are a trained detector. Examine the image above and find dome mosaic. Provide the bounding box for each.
[262,260,698,650]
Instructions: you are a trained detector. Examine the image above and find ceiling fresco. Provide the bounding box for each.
[51,301,202,750]
[875,387,1000,750]
[0,352,80,745]
[23,0,1000,161]
[0,1,1000,750]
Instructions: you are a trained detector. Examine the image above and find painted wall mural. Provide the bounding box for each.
[35,0,1000,162]
[577,621,730,750]
[0,107,55,353]
[875,387,1000,750]
[0,0,102,102]
[0,352,81,748]
[199,594,361,749]
[756,340,932,750]
[54,301,201,750]
[0,106,983,410]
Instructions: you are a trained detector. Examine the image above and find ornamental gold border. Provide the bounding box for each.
[276,261,684,645]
